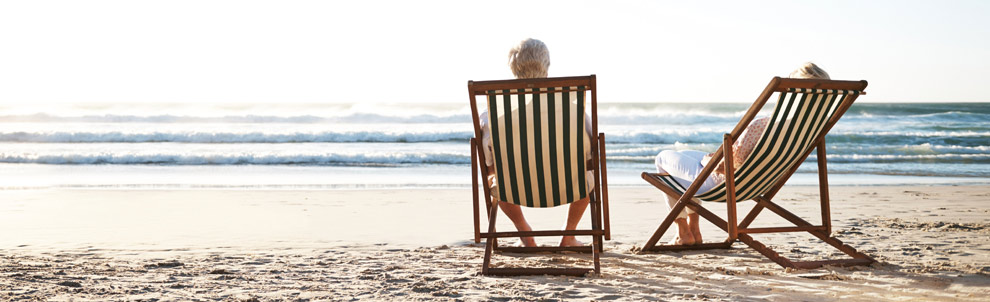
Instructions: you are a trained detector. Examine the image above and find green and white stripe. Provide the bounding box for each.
[656,88,860,203]
[487,87,590,208]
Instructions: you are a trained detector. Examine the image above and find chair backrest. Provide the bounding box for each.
[468,76,597,208]
[696,78,867,202]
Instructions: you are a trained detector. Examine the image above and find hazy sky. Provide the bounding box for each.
[1,0,988,104]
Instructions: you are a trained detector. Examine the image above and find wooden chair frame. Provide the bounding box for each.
[468,75,611,276]
[640,77,876,269]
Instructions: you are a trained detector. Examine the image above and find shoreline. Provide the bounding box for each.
[3,163,989,191]
[1,174,988,192]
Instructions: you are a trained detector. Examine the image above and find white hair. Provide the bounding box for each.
[789,62,830,80]
[508,38,550,79]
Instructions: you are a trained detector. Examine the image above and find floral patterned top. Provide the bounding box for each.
[704,117,770,181]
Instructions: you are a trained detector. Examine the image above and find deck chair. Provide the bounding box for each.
[468,75,611,276]
[641,77,876,269]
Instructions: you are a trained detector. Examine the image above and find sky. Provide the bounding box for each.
[1,0,988,104]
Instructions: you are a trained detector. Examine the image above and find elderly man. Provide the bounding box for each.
[478,38,593,247]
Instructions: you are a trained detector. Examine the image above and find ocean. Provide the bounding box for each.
[1,102,988,189]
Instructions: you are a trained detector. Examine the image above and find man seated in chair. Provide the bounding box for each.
[654,62,831,245]
[478,38,595,247]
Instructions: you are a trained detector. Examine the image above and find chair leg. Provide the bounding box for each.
[589,193,603,274]
[590,193,604,253]
[657,195,825,268]
[754,197,875,263]
[592,239,601,275]
[686,196,874,269]
[641,195,688,251]
[736,235,796,268]
[816,141,832,235]
[481,200,500,275]
[471,138,481,243]
[722,134,738,242]
[685,202,796,267]
[738,204,765,229]
[597,132,611,241]
[483,196,603,276]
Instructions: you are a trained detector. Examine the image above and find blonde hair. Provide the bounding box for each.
[790,62,830,80]
[508,38,550,79]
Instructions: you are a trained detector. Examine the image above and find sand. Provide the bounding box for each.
[1,185,988,301]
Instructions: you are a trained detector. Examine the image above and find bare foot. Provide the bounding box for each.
[559,236,584,247]
[521,237,537,247]
[668,234,696,246]
[688,213,703,245]
[671,218,697,245]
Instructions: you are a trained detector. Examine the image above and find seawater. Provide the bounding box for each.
[0,102,988,189]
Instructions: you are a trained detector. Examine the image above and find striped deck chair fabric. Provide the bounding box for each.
[486,87,593,208]
[653,88,862,203]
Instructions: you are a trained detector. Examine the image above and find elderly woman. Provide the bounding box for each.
[656,62,830,245]
[479,38,594,247]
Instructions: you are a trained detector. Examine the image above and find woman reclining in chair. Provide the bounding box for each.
[655,62,830,245]
[478,38,595,247]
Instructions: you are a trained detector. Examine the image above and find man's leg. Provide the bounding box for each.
[498,201,537,247]
[559,197,590,247]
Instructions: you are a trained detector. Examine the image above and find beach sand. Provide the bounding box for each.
[1,185,988,301]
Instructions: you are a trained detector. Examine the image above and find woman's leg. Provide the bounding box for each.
[655,150,705,216]
[662,192,697,245]
[656,150,706,245]
[688,213,702,243]
[559,197,590,247]
[678,150,710,163]
[672,150,716,244]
